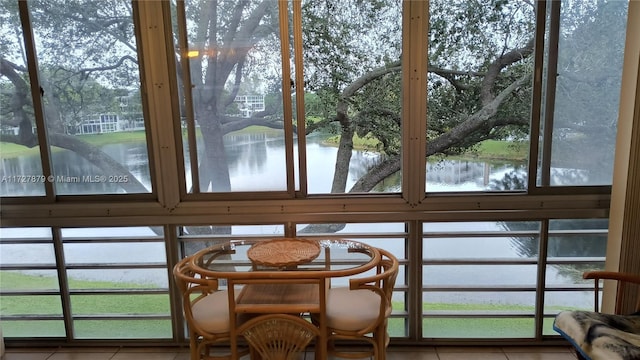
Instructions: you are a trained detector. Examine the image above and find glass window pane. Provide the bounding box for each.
[70,294,170,315]
[545,290,595,314]
[59,226,167,288]
[544,219,607,314]
[0,227,55,266]
[424,291,537,315]
[27,0,152,195]
[426,1,534,192]
[0,2,46,196]
[541,1,628,186]
[423,221,540,259]
[73,319,172,339]
[0,243,55,265]
[61,226,161,239]
[176,0,287,193]
[547,220,608,258]
[0,295,62,316]
[388,318,406,338]
[297,222,406,235]
[424,265,538,287]
[302,0,402,194]
[63,242,166,264]
[424,236,539,260]
[0,270,60,291]
[178,224,286,255]
[423,317,535,338]
[1,320,66,338]
[542,317,559,336]
[67,269,168,289]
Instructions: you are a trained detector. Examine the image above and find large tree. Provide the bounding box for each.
[1,0,539,198]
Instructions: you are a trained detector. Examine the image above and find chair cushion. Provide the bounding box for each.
[325,287,382,331]
[192,291,231,334]
[553,310,640,360]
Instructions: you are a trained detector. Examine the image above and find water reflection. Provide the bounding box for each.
[1,133,528,196]
[0,143,152,196]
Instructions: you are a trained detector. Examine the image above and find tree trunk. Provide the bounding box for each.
[198,113,231,192]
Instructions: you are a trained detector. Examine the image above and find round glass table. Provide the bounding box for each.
[190,237,380,275]
[186,238,381,360]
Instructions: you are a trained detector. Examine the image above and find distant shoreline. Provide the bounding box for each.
[0,128,528,162]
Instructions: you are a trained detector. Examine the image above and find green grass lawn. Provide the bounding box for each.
[0,272,170,318]
[1,271,561,339]
[1,129,527,162]
[0,142,42,158]
[0,131,149,158]
[0,271,173,338]
[75,130,147,146]
[463,139,528,161]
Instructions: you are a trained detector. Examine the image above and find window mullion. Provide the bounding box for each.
[175,0,201,195]
[402,0,427,205]
[277,0,296,197]
[292,0,308,197]
[135,1,182,209]
[18,1,55,201]
[527,1,547,194]
[540,1,562,187]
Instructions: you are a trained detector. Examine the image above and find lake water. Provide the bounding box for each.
[0,133,589,308]
[0,133,526,195]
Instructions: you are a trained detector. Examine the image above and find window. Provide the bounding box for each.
[1,0,153,196]
[422,219,607,338]
[426,1,534,193]
[0,226,171,339]
[538,0,628,186]
[0,0,633,346]
[426,0,628,192]
[175,0,289,193]
[301,0,403,194]
[0,2,46,196]
[173,0,402,195]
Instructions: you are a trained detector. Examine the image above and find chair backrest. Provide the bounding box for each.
[237,314,320,360]
[173,256,221,333]
[174,256,220,293]
[347,248,400,333]
[583,270,640,314]
[378,248,400,305]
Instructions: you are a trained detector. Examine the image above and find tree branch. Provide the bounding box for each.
[350,74,530,193]
[79,55,138,77]
[480,38,534,105]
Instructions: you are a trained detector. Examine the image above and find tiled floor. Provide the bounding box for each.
[2,346,578,360]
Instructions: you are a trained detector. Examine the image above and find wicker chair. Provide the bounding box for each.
[237,314,320,360]
[553,271,640,360]
[173,256,246,360]
[323,248,399,360]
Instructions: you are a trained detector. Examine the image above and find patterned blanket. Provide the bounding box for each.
[553,311,640,360]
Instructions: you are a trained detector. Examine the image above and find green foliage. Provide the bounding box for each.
[0,0,626,194]
[427,0,534,157]
[301,0,402,156]
[301,0,400,92]
[551,0,628,173]
[429,0,533,70]
[350,80,402,155]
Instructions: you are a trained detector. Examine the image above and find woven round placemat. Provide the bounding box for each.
[247,238,321,268]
